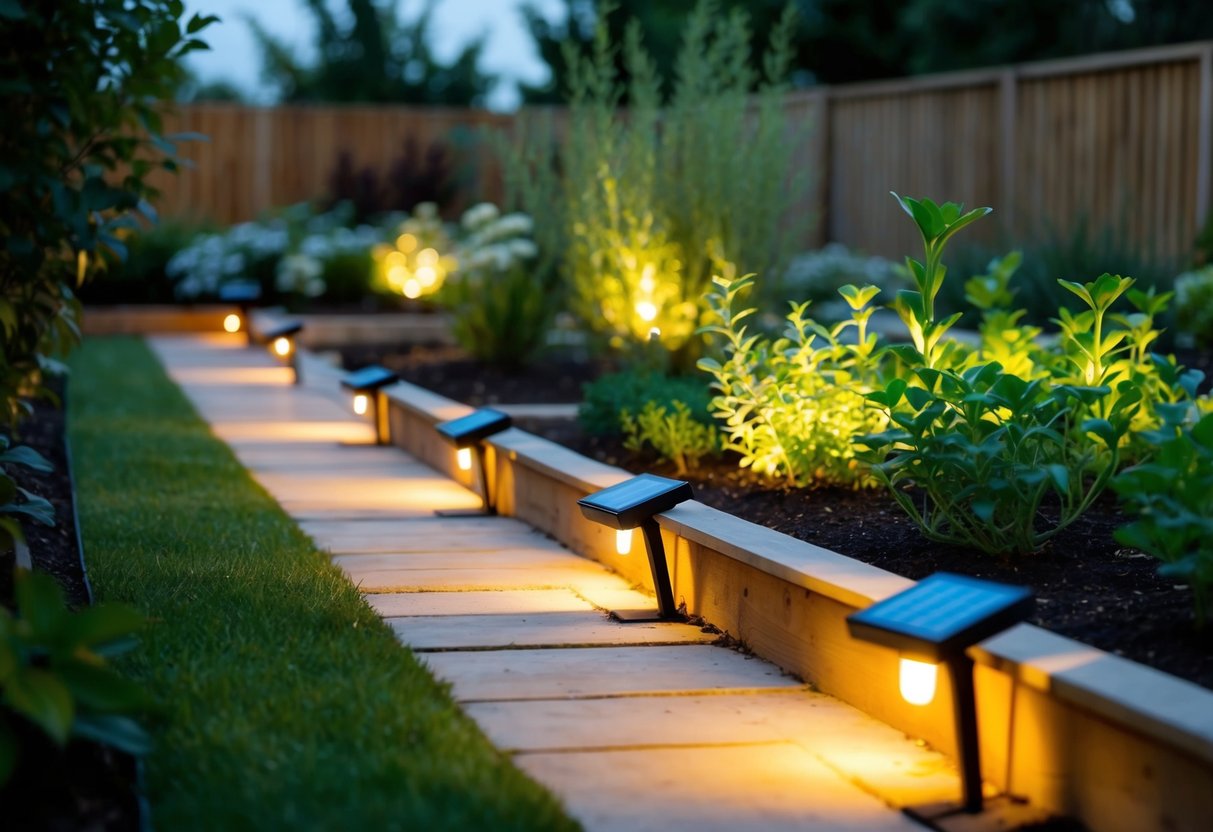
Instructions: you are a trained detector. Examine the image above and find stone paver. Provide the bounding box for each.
[391,610,718,650]
[148,334,953,831]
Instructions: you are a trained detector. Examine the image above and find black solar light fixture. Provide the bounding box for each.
[341,366,398,445]
[577,473,693,622]
[434,407,512,516]
[218,281,261,346]
[263,321,304,385]
[847,572,1035,828]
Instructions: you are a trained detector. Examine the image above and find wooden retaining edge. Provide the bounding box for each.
[85,305,454,347]
[378,377,1213,832]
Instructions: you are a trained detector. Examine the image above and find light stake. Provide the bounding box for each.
[577,473,693,622]
[434,407,512,516]
[847,572,1042,830]
[262,321,304,385]
[340,365,399,445]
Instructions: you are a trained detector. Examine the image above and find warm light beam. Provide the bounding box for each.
[273,337,292,357]
[899,658,938,706]
[616,528,633,556]
[223,314,241,333]
[353,393,369,416]
[457,447,472,471]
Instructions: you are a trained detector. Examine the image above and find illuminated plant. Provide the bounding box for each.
[518,0,802,369]
[890,193,991,371]
[1115,410,1213,626]
[373,202,455,300]
[962,251,1046,380]
[1173,265,1213,348]
[859,366,1132,555]
[698,271,886,487]
[621,400,719,476]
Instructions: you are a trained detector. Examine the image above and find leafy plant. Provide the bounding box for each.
[325,136,457,222]
[1114,411,1213,626]
[0,435,55,557]
[698,271,886,487]
[579,370,714,439]
[0,569,151,787]
[858,365,1130,555]
[890,193,991,370]
[506,0,805,369]
[440,203,553,369]
[621,400,719,475]
[1174,265,1213,348]
[0,0,214,425]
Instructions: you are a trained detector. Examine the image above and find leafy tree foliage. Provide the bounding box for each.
[250,0,494,106]
[522,0,1213,98]
[0,0,212,425]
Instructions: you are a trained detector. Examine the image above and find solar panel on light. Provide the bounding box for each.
[436,408,512,448]
[847,573,1034,663]
[263,321,303,339]
[577,473,693,530]
[341,366,398,392]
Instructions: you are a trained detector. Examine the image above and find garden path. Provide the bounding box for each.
[148,333,957,832]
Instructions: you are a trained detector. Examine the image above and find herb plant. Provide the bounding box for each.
[621,400,719,476]
[858,365,1130,555]
[1114,412,1213,625]
[698,271,886,487]
[1,569,151,787]
[579,370,714,438]
[0,435,54,558]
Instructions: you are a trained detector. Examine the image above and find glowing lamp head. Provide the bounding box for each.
[615,528,633,556]
[273,336,292,357]
[353,393,369,416]
[898,658,938,706]
[223,314,241,333]
[457,447,472,471]
[636,300,658,322]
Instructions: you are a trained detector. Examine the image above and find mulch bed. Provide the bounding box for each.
[353,343,1213,692]
[1,378,141,831]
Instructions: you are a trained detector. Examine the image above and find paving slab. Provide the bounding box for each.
[256,473,481,517]
[304,517,556,554]
[367,589,595,617]
[516,744,923,832]
[466,692,958,808]
[346,565,630,594]
[422,644,801,701]
[390,610,718,650]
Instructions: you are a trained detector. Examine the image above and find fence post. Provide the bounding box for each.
[999,70,1018,232]
[1197,45,1213,235]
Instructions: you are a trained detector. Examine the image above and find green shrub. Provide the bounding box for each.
[579,370,713,439]
[439,203,554,369]
[1174,265,1213,348]
[0,0,213,424]
[504,0,805,370]
[621,400,719,475]
[1115,409,1213,625]
[698,271,887,488]
[81,220,213,305]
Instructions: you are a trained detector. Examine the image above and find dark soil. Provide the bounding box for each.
[338,343,605,405]
[1,377,141,831]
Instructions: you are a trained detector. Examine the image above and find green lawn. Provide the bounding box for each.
[68,337,577,831]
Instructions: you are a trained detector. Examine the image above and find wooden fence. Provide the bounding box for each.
[153,41,1213,264]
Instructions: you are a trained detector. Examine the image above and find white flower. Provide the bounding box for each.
[462,202,500,231]
[507,239,538,261]
[276,254,324,295]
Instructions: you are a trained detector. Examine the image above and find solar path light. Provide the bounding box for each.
[847,572,1035,829]
[577,473,693,622]
[218,281,261,346]
[341,365,398,445]
[263,321,304,385]
[434,407,512,516]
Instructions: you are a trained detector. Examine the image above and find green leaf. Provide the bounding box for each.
[15,570,67,638]
[72,714,153,756]
[59,663,152,712]
[0,0,26,21]
[0,444,53,471]
[5,668,74,745]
